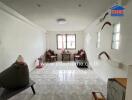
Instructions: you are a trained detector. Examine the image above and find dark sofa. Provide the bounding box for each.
[0,62,29,90]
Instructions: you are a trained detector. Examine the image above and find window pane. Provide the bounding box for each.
[58,41,62,49]
[112,23,120,50]
[114,23,120,33]
[67,35,76,49]
[97,32,101,48]
[112,41,119,49]
[112,33,120,41]
[57,35,66,49]
[67,42,75,49]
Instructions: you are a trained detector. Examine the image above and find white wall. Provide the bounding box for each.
[126,66,132,100]
[123,1,132,100]
[0,2,46,72]
[46,31,84,60]
[83,3,132,82]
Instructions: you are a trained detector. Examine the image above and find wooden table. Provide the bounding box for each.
[111,78,127,88]
[92,92,105,100]
[62,53,71,61]
[107,78,127,100]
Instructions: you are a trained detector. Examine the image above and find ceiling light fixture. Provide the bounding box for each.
[57,18,67,24]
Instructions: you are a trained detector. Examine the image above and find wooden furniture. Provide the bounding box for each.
[92,92,105,100]
[74,49,86,61]
[107,78,127,100]
[0,79,35,100]
[62,53,71,61]
[45,50,57,62]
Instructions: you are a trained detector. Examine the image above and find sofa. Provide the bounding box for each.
[0,62,36,100]
[0,62,29,89]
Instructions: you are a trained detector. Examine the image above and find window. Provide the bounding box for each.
[67,35,76,49]
[57,35,66,49]
[112,23,120,49]
[57,34,76,49]
[97,32,101,48]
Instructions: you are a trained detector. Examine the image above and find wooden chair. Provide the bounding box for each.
[45,50,57,62]
[74,49,86,61]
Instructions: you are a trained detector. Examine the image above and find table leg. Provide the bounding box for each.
[31,85,36,94]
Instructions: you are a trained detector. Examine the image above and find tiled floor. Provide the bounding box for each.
[9,62,107,100]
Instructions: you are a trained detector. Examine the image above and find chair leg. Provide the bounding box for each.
[31,85,36,94]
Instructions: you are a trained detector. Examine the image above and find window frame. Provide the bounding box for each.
[57,34,76,50]
[111,23,120,50]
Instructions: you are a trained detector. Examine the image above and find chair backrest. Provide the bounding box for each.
[46,51,51,56]
[78,49,83,54]
[80,51,85,57]
[48,50,54,55]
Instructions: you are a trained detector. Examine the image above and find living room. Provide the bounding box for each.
[0,0,132,100]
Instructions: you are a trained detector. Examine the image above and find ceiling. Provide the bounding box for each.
[0,0,116,31]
